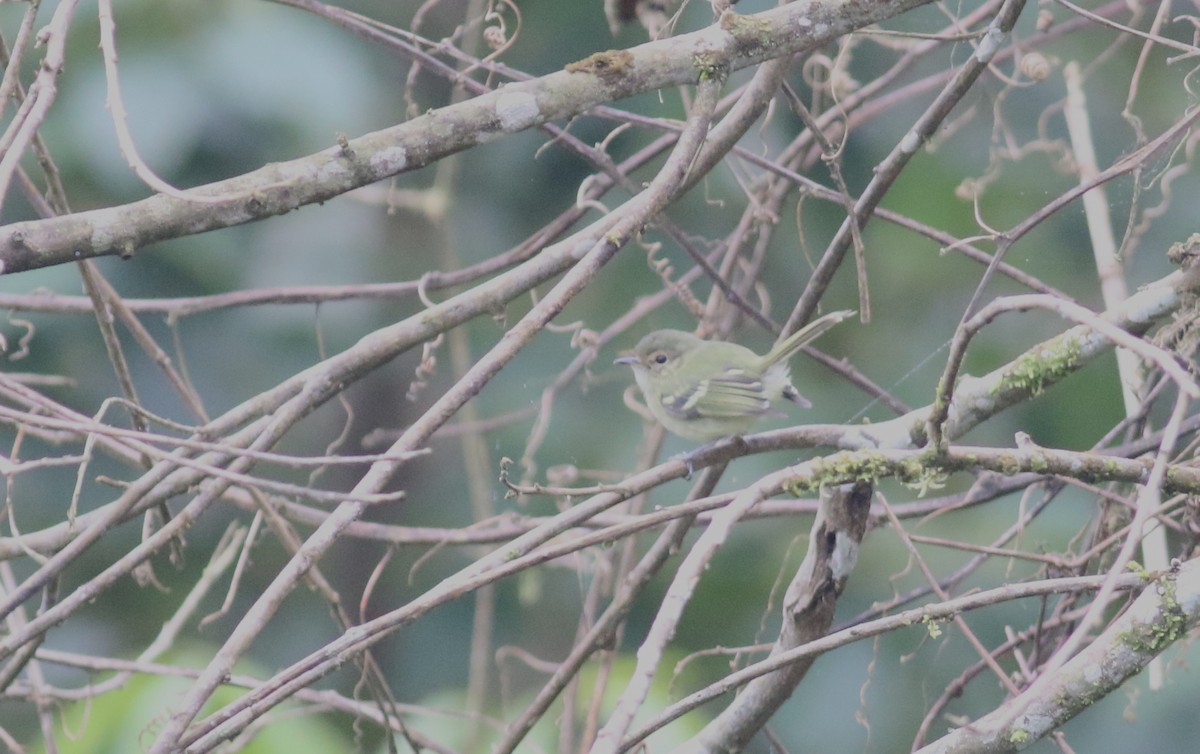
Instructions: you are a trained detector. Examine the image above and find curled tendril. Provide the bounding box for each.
[406,333,444,402]
[5,317,34,361]
[643,239,704,318]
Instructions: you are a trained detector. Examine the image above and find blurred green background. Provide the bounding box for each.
[1,0,1198,752]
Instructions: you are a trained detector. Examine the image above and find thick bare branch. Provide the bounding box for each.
[0,0,934,275]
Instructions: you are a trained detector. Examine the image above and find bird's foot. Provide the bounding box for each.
[669,449,698,479]
[670,439,726,480]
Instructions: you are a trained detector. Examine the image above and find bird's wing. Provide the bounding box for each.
[659,368,771,420]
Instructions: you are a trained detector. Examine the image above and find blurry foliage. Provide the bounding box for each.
[1,0,1199,752]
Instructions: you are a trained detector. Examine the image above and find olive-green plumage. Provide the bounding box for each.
[615,310,853,441]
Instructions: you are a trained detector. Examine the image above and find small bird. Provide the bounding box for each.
[614,310,854,443]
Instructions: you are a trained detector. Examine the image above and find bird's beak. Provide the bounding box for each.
[613,355,638,366]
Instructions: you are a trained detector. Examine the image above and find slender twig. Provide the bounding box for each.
[621,571,1146,750]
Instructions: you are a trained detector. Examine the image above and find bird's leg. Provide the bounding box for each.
[669,448,701,479]
[671,436,735,479]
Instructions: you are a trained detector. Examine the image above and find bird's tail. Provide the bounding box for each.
[762,309,855,367]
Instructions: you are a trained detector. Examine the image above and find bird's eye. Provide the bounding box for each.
[653,352,668,365]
